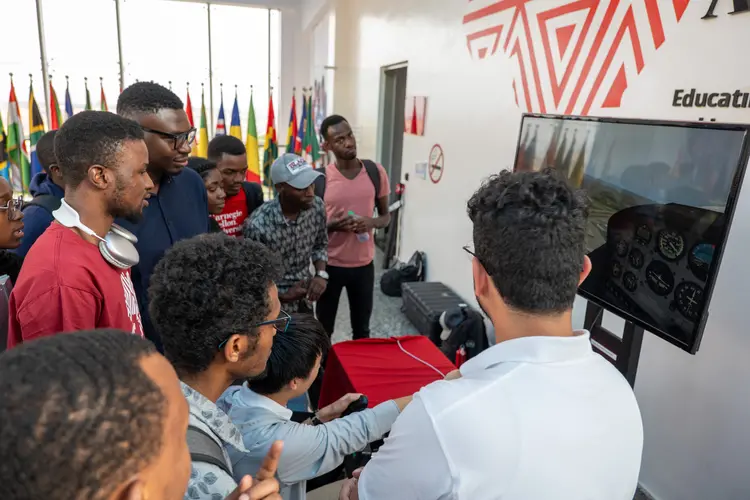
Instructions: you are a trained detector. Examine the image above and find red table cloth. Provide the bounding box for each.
[319,335,457,408]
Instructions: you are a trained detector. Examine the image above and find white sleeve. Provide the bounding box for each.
[358,396,455,500]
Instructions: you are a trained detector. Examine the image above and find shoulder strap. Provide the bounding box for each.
[362,160,382,212]
[313,166,327,199]
[186,425,232,477]
[23,194,61,215]
[242,182,263,214]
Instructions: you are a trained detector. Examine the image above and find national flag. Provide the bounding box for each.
[29,82,46,178]
[49,80,62,130]
[230,91,242,140]
[561,129,579,177]
[84,78,92,111]
[515,123,532,171]
[0,113,9,182]
[570,134,588,188]
[215,90,226,136]
[7,78,30,193]
[64,77,74,119]
[100,78,108,111]
[186,87,198,157]
[543,121,563,168]
[295,91,306,155]
[553,129,569,169]
[286,92,298,155]
[196,88,209,158]
[521,125,538,172]
[303,94,320,165]
[245,89,261,183]
[262,94,278,188]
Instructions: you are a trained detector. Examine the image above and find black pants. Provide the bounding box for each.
[316,262,375,340]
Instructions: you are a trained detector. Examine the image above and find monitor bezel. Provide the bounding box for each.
[512,113,750,354]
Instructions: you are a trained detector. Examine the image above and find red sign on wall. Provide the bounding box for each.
[429,144,444,184]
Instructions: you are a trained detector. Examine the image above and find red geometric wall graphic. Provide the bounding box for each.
[463,0,692,115]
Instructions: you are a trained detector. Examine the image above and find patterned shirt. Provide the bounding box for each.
[243,198,328,312]
[182,381,249,500]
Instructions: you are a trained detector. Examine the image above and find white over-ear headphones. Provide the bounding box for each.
[53,199,140,269]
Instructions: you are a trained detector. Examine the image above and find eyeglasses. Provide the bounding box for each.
[140,126,197,150]
[0,197,24,221]
[462,243,476,259]
[217,310,292,350]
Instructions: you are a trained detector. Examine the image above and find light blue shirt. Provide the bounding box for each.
[218,383,400,500]
[181,381,249,500]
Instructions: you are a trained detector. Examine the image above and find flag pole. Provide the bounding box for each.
[34,0,51,124]
[115,0,125,92]
[207,3,215,134]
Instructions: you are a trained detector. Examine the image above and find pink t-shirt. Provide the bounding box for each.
[324,162,391,267]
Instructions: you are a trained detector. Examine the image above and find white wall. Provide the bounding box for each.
[297,0,750,498]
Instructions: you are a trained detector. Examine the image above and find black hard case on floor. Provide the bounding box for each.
[402,281,468,345]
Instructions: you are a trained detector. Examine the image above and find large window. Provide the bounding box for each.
[0,0,43,134]
[0,0,281,154]
[120,0,211,119]
[43,0,120,114]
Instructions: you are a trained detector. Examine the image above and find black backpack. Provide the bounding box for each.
[380,251,426,297]
[241,181,264,216]
[23,194,61,215]
[186,425,232,476]
[313,160,382,211]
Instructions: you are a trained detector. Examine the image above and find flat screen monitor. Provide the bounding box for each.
[513,114,749,353]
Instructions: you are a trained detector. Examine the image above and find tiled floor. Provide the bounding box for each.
[329,250,417,344]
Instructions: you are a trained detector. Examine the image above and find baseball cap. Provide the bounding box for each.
[270,153,322,189]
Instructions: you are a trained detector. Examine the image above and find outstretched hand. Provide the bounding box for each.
[227,441,284,500]
[338,468,363,500]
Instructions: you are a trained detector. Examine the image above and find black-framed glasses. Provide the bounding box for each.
[217,310,292,350]
[0,197,23,221]
[462,243,476,259]
[141,126,197,150]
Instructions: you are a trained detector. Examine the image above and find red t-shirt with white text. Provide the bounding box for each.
[214,188,249,237]
[6,223,144,349]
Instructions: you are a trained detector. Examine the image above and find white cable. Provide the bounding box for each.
[395,338,449,379]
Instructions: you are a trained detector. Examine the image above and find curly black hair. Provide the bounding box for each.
[116,81,184,118]
[149,233,282,375]
[467,168,590,314]
[36,130,58,173]
[248,313,330,395]
[0,329,165,500]
[186,157,217,180]
[54,111,145,189]
[320,114,348,140]
[208,135,246,160]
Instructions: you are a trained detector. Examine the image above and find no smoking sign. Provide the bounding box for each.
[429,144,444,184]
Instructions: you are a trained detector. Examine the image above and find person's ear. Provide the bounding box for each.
[112,476,147,500]
[289,378,299,391]
[472,258,489,299]
[88,164,110,190]
[579,255,592,286]
[222,334,245,364]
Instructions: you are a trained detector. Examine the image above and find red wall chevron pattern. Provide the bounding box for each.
[463,0,692,115]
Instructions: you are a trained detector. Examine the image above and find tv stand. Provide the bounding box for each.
[583,302,644,388]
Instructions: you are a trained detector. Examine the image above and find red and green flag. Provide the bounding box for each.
[303,94,320,165]
[262,94,278,188]
[7,77,30,193]
[49,79,62,129]
[100,78,108,111]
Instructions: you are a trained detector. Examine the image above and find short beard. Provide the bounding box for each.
[110,176,143,223]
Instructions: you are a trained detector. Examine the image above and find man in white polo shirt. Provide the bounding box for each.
[340,169,643,500]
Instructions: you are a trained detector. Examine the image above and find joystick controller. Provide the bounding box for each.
[341,395,368,417]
